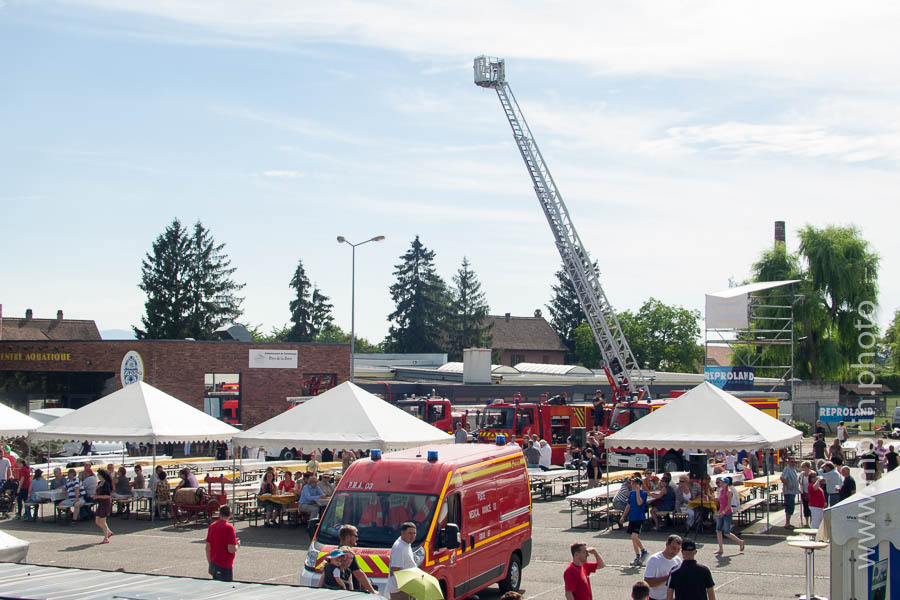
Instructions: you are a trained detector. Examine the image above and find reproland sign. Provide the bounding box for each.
[703,366,755,391]
[819,405,876,423]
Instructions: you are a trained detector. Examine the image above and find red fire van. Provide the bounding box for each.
[300,443,532,599]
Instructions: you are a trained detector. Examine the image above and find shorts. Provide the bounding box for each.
[784,494,796,516]
[716,513,733,534]
[627,520,644,535]
[210,562,233,582]
[613,499,628,511]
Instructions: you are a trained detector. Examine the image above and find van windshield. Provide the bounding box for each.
[317,491,439,548]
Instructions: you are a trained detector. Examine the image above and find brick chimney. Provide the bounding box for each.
[774,221,785,246]
[534,309,542,318]
[57,309,63,321]
[25,308,33,320]
[505,312,511,322]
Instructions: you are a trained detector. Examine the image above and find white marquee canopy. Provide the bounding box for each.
[604,382,802,452]
[0,403,43,438]
[233,381,453,451]
[28,381,239,444]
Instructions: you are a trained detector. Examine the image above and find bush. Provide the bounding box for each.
[793,421,811,437]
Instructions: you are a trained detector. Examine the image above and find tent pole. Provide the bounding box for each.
[604,440,610,528]
[152,441,156,522]
[232,444,236,509]
[765,450,770,532]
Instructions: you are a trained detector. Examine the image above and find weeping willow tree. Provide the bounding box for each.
[738,225,879,381]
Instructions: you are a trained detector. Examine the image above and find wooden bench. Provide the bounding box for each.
[113,497,134,518]
[735,498,766,526]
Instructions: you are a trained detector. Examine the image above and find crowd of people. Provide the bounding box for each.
[564,535,718,600]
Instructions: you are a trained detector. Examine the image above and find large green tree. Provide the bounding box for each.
[797,224,879,380]
[134,219,192,339]
[744,225,879,380]
[546,259,600,362]
[385,236,449,353]
[447,257,492,361]
[135,218,244,339]
[883,309,900,371]
[287,259,333,342]
[315,323,381,353]
[573,298,702,372]
[186,221,245,339]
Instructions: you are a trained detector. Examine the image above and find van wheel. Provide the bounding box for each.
[281,449,296,460]
[498,553,522,593]
[662,452,683,473]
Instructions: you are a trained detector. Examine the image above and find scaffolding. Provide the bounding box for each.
[705,280,802,392]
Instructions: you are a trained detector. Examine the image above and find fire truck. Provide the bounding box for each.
[396,396,455,433]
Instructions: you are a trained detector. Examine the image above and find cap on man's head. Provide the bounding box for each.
[681,539,697,552]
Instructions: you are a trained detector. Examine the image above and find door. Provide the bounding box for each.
[459,481,507,597]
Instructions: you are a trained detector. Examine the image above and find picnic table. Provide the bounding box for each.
[528,469,581,499]
[566,484,619,528]
[35,488,67,502]
[257,493,299,505]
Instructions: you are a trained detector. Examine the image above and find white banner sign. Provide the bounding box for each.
[249,349,298,369]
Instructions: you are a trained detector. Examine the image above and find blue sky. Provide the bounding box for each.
[2,1,898,343]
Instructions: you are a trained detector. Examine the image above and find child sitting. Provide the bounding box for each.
[322,547,354,590]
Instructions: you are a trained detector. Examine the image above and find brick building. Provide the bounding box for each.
[0,339,349,428]
[485,311,567,366]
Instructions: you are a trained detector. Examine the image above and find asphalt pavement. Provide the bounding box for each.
[1,491,827,599]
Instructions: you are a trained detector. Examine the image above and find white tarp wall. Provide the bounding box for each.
[827,467,900,599]
[705,280,799,329]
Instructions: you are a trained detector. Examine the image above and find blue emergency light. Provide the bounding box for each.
[496,434,506,445]
[370,449,382,461]
[427,450,438,462]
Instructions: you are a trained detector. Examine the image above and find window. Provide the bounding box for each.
[427,403,445,423]
[205,373,240,425]
[435,492,461,552]
[511,354,525,365]
[302,373,337,396]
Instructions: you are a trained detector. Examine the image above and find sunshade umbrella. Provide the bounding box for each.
[395,567,443,600]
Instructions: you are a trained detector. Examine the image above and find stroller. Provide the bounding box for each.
[0,479,18,517]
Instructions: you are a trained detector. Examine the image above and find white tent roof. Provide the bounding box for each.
[706,279,800,329]
[29,408,75,425]
[0,403,43,437]
[827,465,900,545]
[29,382,239,444]
[233,381,454,451]
[604,382,802,452]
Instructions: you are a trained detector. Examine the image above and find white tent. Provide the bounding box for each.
[604,382,802,452]
[29,381,239,443]
[827,467,900,599]
[29,408,74,425]
[0,403,43,438]
[233,381,453,451]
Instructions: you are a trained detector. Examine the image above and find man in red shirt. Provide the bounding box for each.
[206,505,240,582]
[564,542,605,600]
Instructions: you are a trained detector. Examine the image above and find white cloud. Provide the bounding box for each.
[62,1,900,90]
[261,170,305,179]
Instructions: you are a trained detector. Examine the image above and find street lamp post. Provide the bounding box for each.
[337,235,385,383]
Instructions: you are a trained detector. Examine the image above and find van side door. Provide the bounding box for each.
[459,480,506,597]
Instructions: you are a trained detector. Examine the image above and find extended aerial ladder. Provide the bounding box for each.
[474,55,650,402]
